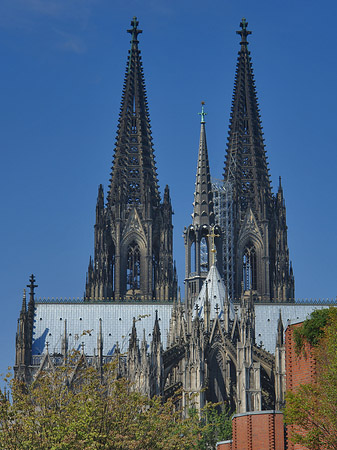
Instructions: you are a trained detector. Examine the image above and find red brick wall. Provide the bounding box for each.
[229,411,284,450]
[285,322,317,450]
[286,323,316,391]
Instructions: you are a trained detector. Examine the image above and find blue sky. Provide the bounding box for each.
[1,0,337,375]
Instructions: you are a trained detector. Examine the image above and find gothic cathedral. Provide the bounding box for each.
[16,17,312,417]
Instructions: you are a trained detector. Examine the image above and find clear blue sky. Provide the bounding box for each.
[1,0,337,376]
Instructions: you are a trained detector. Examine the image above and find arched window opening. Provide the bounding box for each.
[190,241,196,274]
[152,255,157,295]
[127,242,140,291]
[242,244,257,291]
[108,244,115,293]
[200,237,208,272]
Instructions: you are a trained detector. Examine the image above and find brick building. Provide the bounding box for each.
[285,322,316,450]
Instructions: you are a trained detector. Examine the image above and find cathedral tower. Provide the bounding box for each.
[223,19,294,302]
[85,17,177,301]
[184,103,221,307]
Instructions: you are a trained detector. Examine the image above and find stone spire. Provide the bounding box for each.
[223,19,294,302]
[184,104,221,307]
[14,276,37,381]
[85,17,176,302]
[192,102,214,226]
[107,16,160,208]
[224,18,272,221]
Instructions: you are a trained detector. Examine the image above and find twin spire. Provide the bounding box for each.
[224,17,271,220]
[108,16,160,208]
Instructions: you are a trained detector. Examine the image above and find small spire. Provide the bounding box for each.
[236,18,252,47]
[127,16,142,47]
[97,318,103,364]
[27,274,38,304]
[153,310,161,343]
[62,319,68,360]
[163,185,171,205]
[198,101,207,124]
[192,103,214,226]
[130,317,137,346]
[21,289,27,314]
[278,175,283,194]
[277,309,284,346]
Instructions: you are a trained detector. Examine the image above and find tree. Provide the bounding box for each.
[284,307,337,450]
[0,358,204,450]
[192,403,232,450]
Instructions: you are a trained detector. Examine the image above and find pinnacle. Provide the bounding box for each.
[21,289,27,315]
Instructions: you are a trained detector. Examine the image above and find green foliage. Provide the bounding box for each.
[0,360,204,450]
[293,308,333,356]
[284,307,337,450]
[0,358,234,449]
[190,403,232,450]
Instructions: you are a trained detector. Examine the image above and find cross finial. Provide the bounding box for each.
[207,226,220,266]
[198,101,207,124]
[127,16,142,47]
[27,274,38,303]
[236,17,252,47]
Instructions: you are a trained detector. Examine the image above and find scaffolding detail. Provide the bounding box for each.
[212,178,234,301]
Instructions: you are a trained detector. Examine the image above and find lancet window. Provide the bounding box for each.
[242,244,257,290]
[127,242,141,291]
[200,237,208,272]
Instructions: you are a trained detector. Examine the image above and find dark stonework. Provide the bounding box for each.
[85,17,177,302]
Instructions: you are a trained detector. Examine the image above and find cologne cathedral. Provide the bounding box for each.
[15,17,323,415]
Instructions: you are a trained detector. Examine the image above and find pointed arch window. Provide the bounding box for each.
[108,242,115,293]
[200,237,208,272]
[190,241,196,274]
[242,244,257,290]
[127,242,140,291]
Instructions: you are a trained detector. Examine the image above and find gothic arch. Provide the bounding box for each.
[120,234,147,297]
[126,241,141,291]
[237,232,264,295]
[207,343,236,411]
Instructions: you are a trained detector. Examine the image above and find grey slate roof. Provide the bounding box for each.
[32,299,335,360]
[255,303,331,353]
[32,303,173,357]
